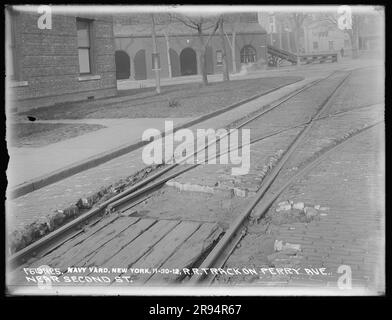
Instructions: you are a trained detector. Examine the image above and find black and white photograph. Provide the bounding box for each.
[4,4,385,297]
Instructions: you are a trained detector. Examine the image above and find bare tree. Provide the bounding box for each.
[151,14,161,93]
[267,12,309,63]
[170,13,220,85]
[222,14,239,74]
[287,12,309,59]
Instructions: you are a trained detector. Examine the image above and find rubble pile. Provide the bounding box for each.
[267,239,303,267]
[167,149,285,199]
[270,200,330,225]
[218,149,285,198]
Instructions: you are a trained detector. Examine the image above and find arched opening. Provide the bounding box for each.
[169,48,181,77]
[115,50,130,80]
[180,47,197,76]
[205,46,214,75]
[240,45,257,64]
[134,49,147,80]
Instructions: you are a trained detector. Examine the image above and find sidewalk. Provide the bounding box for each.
[117,58,382,91]
[7,117,191,188]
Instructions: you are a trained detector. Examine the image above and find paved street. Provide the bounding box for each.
[223,68,384,290]
[8,63,384,295]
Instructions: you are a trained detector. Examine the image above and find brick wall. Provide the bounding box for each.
[7,11,117,112]
[115,32,267,80]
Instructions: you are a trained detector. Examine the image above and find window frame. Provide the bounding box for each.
[6,8,19,81]
[240,45,257,64]
[76,17,94,75]
[216,50,223,66]
[328,40,334,51]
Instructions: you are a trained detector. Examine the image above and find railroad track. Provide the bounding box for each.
[7,67,383,290]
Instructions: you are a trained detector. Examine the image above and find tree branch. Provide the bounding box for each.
[202,16,221,50]
[170,14,198,30]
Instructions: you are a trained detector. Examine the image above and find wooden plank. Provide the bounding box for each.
[147,223,223,284]
[29,215,120,268]
[50,217,140,270]
[128,221,201,283]
[103,220,179,272]
[84,218,157,267]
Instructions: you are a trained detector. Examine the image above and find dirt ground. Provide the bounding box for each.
[19,76,303,120]
[8,123,106,148]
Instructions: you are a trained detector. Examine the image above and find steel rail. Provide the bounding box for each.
[188,71,352,284]
[7,70,342,268]
[201,120,383,285]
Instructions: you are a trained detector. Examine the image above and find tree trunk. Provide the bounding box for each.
[219,18,230,82]
[287,32,292,52]
[197,31,208,85]
[279,24,283,49]
[350,15,360,59]
[231,31,236,74]
[294,28,301,65]
[164,33,172,78]
[151,14,161,94]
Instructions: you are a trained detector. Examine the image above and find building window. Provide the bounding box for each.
[329,40,334,50]
[77,18,92,74]
[313,41,319,50]
[6,8,18,80]
[239,13,258,23]
[240,45,257,64]
[216,50,223,66]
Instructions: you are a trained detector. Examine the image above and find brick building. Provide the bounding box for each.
[303,19,351,55]
[6,7,117,112]
[113,13,268,80]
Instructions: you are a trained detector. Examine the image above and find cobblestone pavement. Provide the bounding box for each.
[6,63,384,294]
[220,66,384,294]
[121,66,384,293]
[260,123,383,292]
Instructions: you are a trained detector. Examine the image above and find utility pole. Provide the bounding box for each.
[151,13,161,94]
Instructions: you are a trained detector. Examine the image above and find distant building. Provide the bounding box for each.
[303,11,384,58]
[6,7,117,112]
[113,13,268,80]
[303,19,351,55]
[358,13,384,56]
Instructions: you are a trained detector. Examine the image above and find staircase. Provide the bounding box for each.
[267,45,298,66]
[267,45,338,67]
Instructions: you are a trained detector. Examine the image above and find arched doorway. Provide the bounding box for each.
[169,48,181,77]
[240,45,257,64]
[205,46,214,75]
[180,47,197,76]
[134,49,147,80]
[115,51,130,80]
